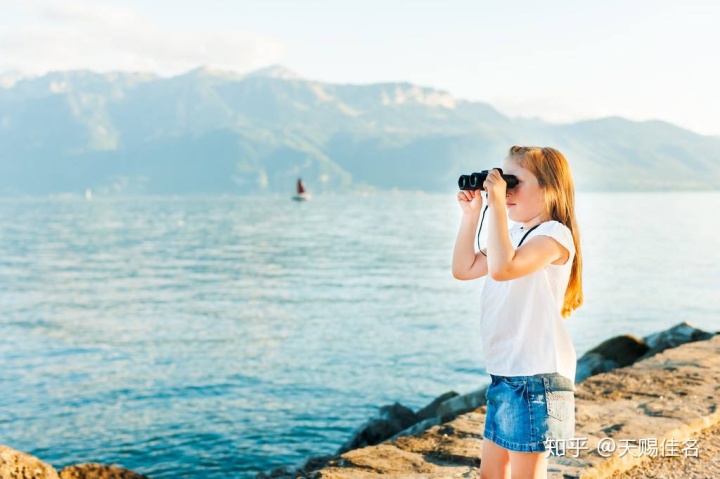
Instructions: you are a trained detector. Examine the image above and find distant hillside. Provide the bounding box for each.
[1,65,719,195]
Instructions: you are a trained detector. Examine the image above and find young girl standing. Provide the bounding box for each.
[452,146,583,479]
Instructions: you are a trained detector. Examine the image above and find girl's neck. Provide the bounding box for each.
[521,212,546,230]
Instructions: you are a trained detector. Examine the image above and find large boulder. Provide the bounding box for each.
[641,321,716,359]
[434,387,488,420]
[575,323,717,383]
[414,391,458,421]
[387,387,487,442]
[0,445,60,479]
[576,334,649,383]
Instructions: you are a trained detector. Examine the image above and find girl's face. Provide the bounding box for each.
[502,158,547,226]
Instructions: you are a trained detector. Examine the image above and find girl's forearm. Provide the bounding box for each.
[486,203,514,275]
[452,213,480,275]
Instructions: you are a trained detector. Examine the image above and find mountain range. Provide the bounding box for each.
[1,65,719,195]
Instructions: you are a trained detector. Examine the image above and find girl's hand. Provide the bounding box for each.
[483,169,507,207]
[457,188,484,215]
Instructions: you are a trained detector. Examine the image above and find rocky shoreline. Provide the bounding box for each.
[257,322,719,479]
[0,452,147,479]
[2,322,717,479]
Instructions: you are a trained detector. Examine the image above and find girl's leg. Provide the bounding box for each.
[479,438,510,479]
[508,450,549,479]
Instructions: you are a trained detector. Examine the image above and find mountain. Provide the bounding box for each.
[1,66,719,195]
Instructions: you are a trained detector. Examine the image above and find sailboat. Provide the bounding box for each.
[292,177,312,201]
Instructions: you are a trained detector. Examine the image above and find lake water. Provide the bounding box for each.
[1,192,718,478]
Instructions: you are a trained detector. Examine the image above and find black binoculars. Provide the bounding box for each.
[458,169,519,190]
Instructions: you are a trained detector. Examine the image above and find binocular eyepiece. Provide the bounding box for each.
[458,168,519,190]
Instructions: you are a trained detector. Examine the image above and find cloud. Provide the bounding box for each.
[37,1,146,27]
[488,95,616,125]
[0,0,285,76]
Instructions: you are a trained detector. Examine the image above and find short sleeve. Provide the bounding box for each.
[533,221,575,256]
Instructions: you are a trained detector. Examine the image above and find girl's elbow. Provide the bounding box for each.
[452,268,487,281]
[452,266,477,280]
[452,269,467,280]
[488,267,511,281]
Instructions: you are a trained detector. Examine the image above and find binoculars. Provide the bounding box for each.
[458,168,519,190]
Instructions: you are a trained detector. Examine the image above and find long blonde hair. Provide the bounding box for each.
[507,145,583,318]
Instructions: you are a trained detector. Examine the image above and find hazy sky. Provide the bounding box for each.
[1,0,718,135]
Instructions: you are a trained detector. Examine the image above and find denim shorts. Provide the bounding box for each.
[483,372,576,453]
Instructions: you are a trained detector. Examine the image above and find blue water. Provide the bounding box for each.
[1,192,718,478]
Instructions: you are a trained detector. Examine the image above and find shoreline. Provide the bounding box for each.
[2,322,717,479]
[258,322,719,479]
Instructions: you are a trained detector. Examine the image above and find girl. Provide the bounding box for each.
[452,146,583,479]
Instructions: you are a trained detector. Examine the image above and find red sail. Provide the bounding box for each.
[297,178,306,194]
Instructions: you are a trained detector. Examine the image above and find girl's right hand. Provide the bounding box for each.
[457,189,484,215]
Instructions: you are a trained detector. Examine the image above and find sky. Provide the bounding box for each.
[1,0,718,136]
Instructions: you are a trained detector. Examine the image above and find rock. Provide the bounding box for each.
[575,323,717,383]
[262,323,720,478]
[255,454,336,479]
[435,386,488,420]
[576,334,649,383]
[254,464,299,479]
[387,416,442,441]
[0,445,60,479]
[336,402,418,455]
[415,390,458,421]
[641,321,716,359]
[383,387,487,443]
[575,352,608,383]
[587,334,650,366]
[304,334,720,478]
[299,455,334,475]
[377,402,418,430]
[58,464,148,479]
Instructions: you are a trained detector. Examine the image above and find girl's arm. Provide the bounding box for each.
[452,189,488,280]
[484,170,567,281]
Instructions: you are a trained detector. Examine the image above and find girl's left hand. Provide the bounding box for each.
[483,168,507,206]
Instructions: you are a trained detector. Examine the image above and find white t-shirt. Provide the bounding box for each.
[480,220,577,383]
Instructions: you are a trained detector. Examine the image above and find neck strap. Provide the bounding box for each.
[517,224,541,248]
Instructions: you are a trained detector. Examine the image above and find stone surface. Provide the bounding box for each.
[299,333,720,479]
[58,464,148,479]
[549,333,720,478]
[608,418,720,479]
[60,463,148,479]
[310,412,487,479]
[337,402,419,455]
[0,446,60,479]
